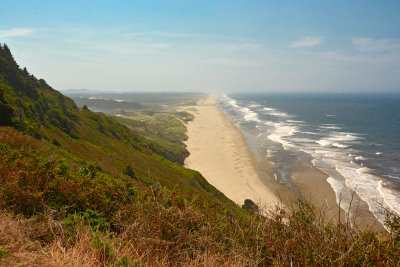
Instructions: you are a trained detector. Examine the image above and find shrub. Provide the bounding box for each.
[123,164,135,179]
[91,232,115,263]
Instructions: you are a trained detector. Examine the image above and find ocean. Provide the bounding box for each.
[217,93,400,225]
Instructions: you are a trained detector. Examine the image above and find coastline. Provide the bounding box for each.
[183,95,281,209]
[182,95,382,230]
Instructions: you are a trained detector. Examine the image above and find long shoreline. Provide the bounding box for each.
[182,95,382,230]
[183,95,281,209]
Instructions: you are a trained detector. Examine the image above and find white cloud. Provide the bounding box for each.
[289,36,321,48]
[90,41,172,56]
[352,38,400,53]
[0,28,35,38]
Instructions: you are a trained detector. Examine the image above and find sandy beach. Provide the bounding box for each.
[182,95,342,212]
[290,163,344,223]
[183,96,281,209]
[183,95,382,230]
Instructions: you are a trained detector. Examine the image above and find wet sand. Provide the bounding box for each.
[290,164,345,223]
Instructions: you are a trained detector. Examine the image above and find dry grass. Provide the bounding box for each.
[1,187,399,266]
[0,208,248,266]
[0,212,49,266]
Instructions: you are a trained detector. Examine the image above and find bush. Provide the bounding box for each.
[91,232,115,263]
[63,209,110,232]
[123,164,135,179]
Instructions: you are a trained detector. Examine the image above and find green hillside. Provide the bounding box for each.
[0,43,230,206]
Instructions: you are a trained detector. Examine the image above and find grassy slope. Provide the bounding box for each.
[113,109,194,165]
[68,93,198,165]
[0,43,231,206]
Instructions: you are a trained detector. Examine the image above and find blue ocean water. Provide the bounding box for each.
[218,93,400,224]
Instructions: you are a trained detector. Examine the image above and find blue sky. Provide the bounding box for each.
[1,0,400,92]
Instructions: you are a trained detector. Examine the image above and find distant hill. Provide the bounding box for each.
[61,88,99,94]
[64,90,204,105]
[71,96,143,111]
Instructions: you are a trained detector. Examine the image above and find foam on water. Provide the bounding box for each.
[335,164,395,224]
[332,143,348,148]
[331,132,362,142]
[355,156,367,161]
[249,104,261,108]
[262,106,290,117]
[264,121,275,126]
[267,123,297,149]
[326,176,349,208]
[303,131,320,135]
[217,94,400,226]
[240,107,261,122]
[316,131,362,149]
[357,166,374,174]
[320,125,342,130]
[269,111,289,117]
[316,139,348,149]
[276,125,396,225]
[229,99,239,108]
[221,95,261,122]
[287,120,304,123]
[317,139,332,147]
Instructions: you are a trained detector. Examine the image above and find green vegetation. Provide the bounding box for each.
[66,91,202,106]
[0,43,399,266]
[67,91,198,165]
[0,43,228,204]
[122,164,136,179]
[72,97,143,112]
[114,110,194,165]
[0,44,78,138]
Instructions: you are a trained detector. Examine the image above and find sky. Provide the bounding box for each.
[1,0,400,93]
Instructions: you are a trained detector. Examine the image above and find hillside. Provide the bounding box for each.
[66,92,200,165]
[0,43,399,266]
[0,43,230,204]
